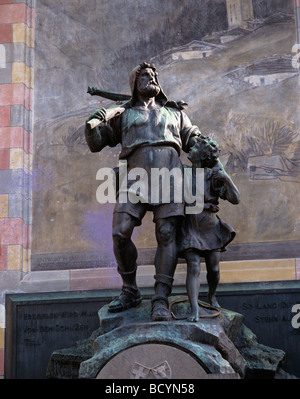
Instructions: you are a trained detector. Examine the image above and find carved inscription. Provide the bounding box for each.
[240,299,300,334]
[22,310,98,346]
[8,296,109,378]
[31,251,108,270]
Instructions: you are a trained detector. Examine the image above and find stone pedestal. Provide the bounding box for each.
[47,296,288,379]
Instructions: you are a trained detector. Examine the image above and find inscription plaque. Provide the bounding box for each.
[5,290,123,379]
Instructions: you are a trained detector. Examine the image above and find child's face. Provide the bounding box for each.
[204,150,219,168]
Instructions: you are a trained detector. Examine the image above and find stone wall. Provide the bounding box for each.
[0,0,34,376]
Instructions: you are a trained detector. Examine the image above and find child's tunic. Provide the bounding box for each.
[177,166,236,257]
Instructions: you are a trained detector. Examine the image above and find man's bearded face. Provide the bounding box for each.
[136,67,160,98]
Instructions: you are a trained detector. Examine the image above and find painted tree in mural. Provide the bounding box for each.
[223,111,299,177]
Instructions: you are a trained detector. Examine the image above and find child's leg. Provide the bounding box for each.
[205,250,221,308]
[185,250,201,321]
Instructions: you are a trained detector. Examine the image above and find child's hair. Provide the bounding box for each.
[192,136,220,163]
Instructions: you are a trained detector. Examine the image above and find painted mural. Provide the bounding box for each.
[32,0,300,270]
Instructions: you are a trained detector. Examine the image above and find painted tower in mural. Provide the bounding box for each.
[226,0,254,28]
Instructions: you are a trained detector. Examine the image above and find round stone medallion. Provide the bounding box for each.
[96,343,208,379]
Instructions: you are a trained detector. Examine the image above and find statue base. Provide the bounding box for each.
[47,296,289,379]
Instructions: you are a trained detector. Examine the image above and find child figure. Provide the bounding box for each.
[177,137,240,321]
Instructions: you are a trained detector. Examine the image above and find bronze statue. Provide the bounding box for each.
[85,62,202,321]
[177,137,240,321]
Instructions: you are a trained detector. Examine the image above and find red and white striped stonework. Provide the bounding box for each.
[0,0,34,376]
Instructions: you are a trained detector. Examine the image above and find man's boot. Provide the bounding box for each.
[108,265,142,312]
[109,236,142,313]
[151,274,174,321]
